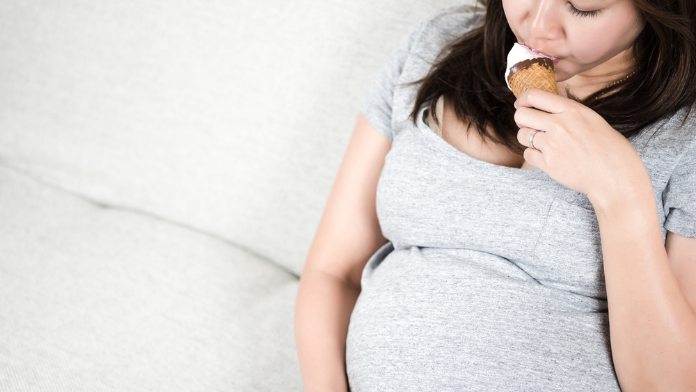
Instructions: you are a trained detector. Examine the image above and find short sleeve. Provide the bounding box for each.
[360,19,428,141]
[663,142,696,238]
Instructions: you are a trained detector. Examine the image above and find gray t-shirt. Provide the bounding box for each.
[345,4,696,391]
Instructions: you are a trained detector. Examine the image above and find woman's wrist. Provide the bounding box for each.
[586,162,654,218]
[588,177,656,225]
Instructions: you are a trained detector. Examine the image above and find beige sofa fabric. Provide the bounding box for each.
[0,0,468,276]
[0,166,300,391]
[0,0,472,390]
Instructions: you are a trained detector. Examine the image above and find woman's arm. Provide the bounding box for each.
[511,85,696,392]
[590,177,696,392]
[295,270,361,392]
[295,112,391,392]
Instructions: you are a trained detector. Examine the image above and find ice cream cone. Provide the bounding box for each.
[508,58,558,98]
[505,43,558,98]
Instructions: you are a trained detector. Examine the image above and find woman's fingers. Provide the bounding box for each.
[514,88,567,114]
[517,127,545,151]
[513,106,554,132]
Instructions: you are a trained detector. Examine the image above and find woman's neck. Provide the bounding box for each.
[557,47,638,100]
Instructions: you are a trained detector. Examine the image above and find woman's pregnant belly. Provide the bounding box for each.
[345,246,621,392]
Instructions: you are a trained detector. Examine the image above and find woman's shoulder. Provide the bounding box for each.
[668,106,696,160]
[432,5,485,32]
[635,105,696,146]
[425,4,486,27]
[408,4,486,51]
[631,105,696,172]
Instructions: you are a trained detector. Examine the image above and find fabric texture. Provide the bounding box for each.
[663,142,696,238]
[346,5,696,391]
[0,0,466,277]
[0,166,300,391]
[0,1,473,390]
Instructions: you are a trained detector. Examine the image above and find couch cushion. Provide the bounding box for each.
[0,166,301,391]
[0,0,471,276]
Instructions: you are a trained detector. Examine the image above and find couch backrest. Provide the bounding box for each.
[0,0,472,276]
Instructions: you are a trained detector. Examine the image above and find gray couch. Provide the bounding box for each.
[0,0,468,390]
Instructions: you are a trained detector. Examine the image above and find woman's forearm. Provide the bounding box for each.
[294,268,361,392]
[591,178,696,392]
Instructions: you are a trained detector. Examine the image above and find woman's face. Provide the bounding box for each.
[502,0,646,82]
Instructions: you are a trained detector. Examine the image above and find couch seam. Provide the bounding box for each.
[0,162,300,281]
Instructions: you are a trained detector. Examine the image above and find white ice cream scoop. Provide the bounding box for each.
[505,43,557,91]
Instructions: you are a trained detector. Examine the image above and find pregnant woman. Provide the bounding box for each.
[295,0,696,390]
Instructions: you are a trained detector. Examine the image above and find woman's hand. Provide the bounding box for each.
[514,88,649,207]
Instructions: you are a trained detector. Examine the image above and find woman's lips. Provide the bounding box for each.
[523,44,559,61]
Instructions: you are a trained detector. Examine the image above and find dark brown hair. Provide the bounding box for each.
[407,0,696,155]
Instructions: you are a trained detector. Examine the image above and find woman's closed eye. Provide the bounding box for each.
[567,1,602,18]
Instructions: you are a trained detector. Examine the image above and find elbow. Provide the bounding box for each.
[618,358,696,392]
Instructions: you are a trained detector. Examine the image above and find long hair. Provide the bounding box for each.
[406,0,696,155]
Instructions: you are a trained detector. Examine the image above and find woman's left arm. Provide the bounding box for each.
[592,181,696,392]
[514,89,696,392]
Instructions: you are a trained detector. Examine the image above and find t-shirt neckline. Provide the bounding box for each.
[416,106,548,177]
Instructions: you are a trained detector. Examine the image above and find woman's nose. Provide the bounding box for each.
[527,0,561,41]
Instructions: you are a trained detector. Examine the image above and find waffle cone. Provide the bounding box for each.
[509,63,558,98]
